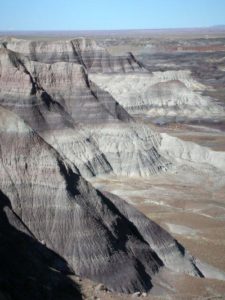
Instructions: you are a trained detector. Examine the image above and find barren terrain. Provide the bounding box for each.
[0,29,225,299]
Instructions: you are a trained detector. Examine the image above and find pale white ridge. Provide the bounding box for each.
[159,133,225,172]
[90,70,224,119]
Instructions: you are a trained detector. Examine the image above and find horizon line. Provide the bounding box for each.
[1,25,225,33]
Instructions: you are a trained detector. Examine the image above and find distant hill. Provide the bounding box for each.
[210,25,225,29]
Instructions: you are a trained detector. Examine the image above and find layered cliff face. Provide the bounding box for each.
[0,190,82,300]
[0,46,168,179]
[89,123,169,176]
[1,37,145,73]
[1,37,225,297]
[90,70,225,121]
[0,47,131,130]
[0,106,205,294]
[43,123,170,179]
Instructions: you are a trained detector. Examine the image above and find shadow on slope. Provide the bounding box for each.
[0,190,82,300]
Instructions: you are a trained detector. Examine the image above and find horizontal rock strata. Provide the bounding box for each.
[1,37,145,73]
[1,38,225,297]
[0,106,205,293]
[90,71,225,120]
[0,46,168,179]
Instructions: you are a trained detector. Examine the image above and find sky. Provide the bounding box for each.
[1,0,225,31]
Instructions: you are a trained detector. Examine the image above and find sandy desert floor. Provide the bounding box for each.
[88,123,225,299]
[76,273,225,300]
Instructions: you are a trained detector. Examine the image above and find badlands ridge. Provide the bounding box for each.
[0,37,225,299]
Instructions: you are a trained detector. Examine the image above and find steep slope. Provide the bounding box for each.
[43,127,113,178]
[44,123,169,179]
[1,38,225,297]
[0,47,75,131]
[104,191,200,275]
[0,46,169,179]
[90,70,225,121]
[0,47,136,178]
[159,133,225,172]
[89,123,169,176]
[1,37,145,73]
[0,106,209,293]
[0,190,82,300]
[0,47,131,129]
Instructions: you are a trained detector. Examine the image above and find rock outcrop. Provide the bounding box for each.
[0,46,168,179]
[0,189,82,300]
[43,123,169,179]
[159,133,225,172]
[1,37,145,73]
[90,70,225,121]
[89,123,169,176]
[1,38,225,298]
[0,106,207,294]
[0,47,131,130]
